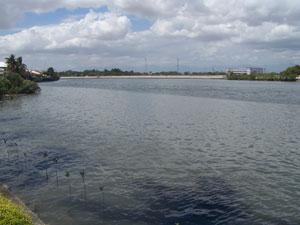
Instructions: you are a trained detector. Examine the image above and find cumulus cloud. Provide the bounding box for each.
[107,0,184,19]
[0,0,106,29]
[0,0,300,71]
[0,11,130,53]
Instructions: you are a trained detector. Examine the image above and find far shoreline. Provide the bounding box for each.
[60,75,226,79]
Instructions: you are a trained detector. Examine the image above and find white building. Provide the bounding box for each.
[0,62,6,75]
[226,67,265,75]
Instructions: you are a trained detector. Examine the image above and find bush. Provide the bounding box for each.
[20,80,40,94]
[279,65,300,81]
[227,65,300,81]
[0,77,10,99]
[0,195,34,225]
[0,73,40,100]
[6,73,24,88]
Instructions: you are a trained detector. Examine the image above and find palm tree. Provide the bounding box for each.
[5,54,17,73]
[16,57,26,75]
[5,54,27,76]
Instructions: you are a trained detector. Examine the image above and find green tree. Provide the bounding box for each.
[16,56,27,75]
[0,73,40,99]
[45,67,55,76]
[5,54,27,76]
[44,67,59,80]
[0,77,10,100]
[5,54,17,73]
[280,65,300,81]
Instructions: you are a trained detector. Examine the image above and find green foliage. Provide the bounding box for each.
[59,68,140,77]
[279,65,300,81]
[0,73,40,99]
[0,77,10,99]
[6,73,24,88]
[45,67,55,76]
[0,195,34,225]
[20,80,40,94]
[227,72,280,81]
[227,66,300,81]
[5,54,27,76]
[44,67,59,79]
[58,68,227,77]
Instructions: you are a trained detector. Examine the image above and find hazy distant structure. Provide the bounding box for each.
[226,67,265,75]
[0,62,6,75]
[145,57,148,74]
[177,58,180,73]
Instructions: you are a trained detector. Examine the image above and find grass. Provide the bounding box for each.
[0,195,33,225]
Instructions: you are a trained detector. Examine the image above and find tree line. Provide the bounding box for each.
[58,69,226,77]
[227,65,300,81]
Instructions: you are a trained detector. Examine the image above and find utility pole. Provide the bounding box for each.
[145,57,148,74]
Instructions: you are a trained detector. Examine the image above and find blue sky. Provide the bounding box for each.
[0,0,299,72]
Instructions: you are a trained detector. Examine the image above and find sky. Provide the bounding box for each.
[0,0,299,72]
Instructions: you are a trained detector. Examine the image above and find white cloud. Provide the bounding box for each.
[0,0,107,29]
[1,0,300,72]
[0,11,130,53]
[107,0,184,19]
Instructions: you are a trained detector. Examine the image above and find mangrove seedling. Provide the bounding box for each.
[80,170,86,200]
[42,152,49,180]
[14,143,20,164]
[2,138,7,151]
[65,171,71,195]
[2,138,8,159]
[53,156,59,186]
[23,151,27,170]
[99,185,105,220]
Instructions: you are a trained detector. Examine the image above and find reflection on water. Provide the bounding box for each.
[0,79,300,225]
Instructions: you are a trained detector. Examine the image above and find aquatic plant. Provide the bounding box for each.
[1,138,8,159]
[42,152,48,180]
[80,170,86,199]
[53,156,59,186]
[14,143,20,164]
[23,151,27,170]
[65,171,71,195]
[99,185,105,221]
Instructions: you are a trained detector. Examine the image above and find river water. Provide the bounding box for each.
[1,78,300,225]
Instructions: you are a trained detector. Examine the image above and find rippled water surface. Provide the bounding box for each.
[1,78,300,225]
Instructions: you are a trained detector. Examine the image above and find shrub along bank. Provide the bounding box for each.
[0,73,40,100]
[227,65,300,81]
[0,195,34,225]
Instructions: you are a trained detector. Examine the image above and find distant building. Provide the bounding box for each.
[0,62,6,75]
[226,67,265,75]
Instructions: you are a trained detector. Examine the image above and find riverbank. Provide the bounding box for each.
[0,184,45,225]
[61,75,225,79]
